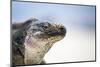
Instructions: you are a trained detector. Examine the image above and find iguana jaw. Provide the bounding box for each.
[24,34,65,65]
[24,36,53,64]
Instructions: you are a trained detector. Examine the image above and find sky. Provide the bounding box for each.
[12,1,96,30]
[12,1,96,63]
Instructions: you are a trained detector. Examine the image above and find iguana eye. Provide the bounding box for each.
[43,25,48,28]
[32,29,37,31]
[32,29,41,32]
[43,22,51,28]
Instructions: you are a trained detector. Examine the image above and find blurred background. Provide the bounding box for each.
[12,1,96,63]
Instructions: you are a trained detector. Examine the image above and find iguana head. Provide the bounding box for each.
[24,18,66,49]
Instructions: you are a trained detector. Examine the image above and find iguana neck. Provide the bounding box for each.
[12,28,27,65]
[24,41,53,65]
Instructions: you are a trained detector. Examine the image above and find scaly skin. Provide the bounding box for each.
[12,18,66,66]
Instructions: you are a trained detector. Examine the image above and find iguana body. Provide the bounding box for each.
[12,18,66,66]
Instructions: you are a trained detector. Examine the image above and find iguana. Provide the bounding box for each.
[12,18,66,66]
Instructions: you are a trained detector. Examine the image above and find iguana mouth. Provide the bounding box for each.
[47,26,66,36]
